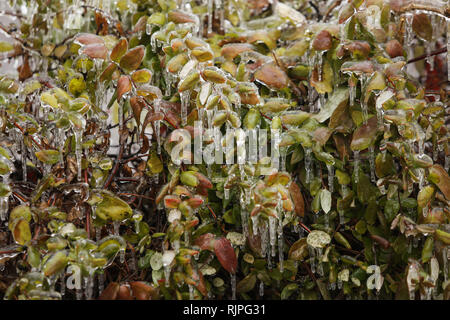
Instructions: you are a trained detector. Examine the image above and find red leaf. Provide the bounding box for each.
[194,233,216,251]
[75,33,104,45]
[82,43,108,59]
[214,237,237,274]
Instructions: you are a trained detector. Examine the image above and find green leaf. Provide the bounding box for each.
[35,150,61,165]
[94,192,133,222]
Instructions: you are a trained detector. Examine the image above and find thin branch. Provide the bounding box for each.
[407,47,447,64]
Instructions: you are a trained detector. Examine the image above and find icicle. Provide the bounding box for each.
[260,221,268,258]
[349,81,356,106]
[353,150,360,183]
[224,187,230,200]
[154,99,161,154]
[251,215,258,236]
[369,146,375,183]
[57,128,65,164]
[280,146,287,172]
[278,223,284,273]
[316,248,324,276]
[113,221,120,235]
[163,265,172,288]
[73,128,83,181]
[305,148,312,184]
[231,273,236,300]
[189,284,195,300]
[269,216,277,257]
[362,100,368,125]
[327,164,334,193]
[180,91,190,126]
[240,204,248,239]
[173,239,180,254]
[207,0,213,35]
[119,249,125,263]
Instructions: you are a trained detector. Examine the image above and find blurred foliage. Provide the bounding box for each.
[0,0,449,300]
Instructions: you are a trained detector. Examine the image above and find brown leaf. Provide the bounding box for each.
[168,11,197,24]
[343,41,371,58]
[350,117,379,151]
[386,39,403,58]
[129,281,157,300]
[214,237,237,274]
[110,38,128,63]
[313,127,332,146]
[370,234,390,249]
[94,11,109,35]
[312,30,332,51]
[82,43,108,59]
[117,285,133,300]
[194,172,213,190]
[99,282,120,300]
[100,62,117,82]
[289,181,305,217]
[254,63,289,90]
[18,55,32,81]
[120,46,145,72]
[333,134,351,160]
[130,96,145,126]
[117,75,132,101]
[412,13,432,41]
[132,16,147,33]
[341,61,375,74]
[221,43,254,60]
